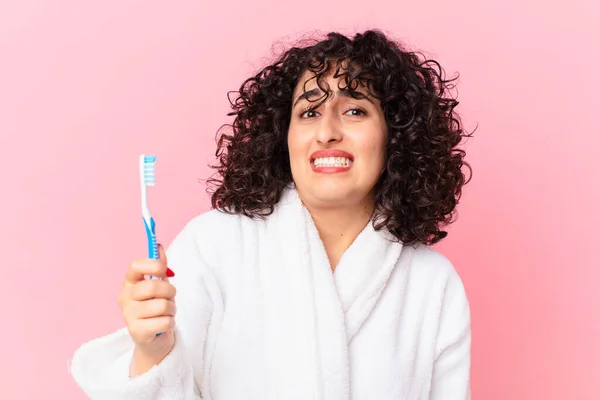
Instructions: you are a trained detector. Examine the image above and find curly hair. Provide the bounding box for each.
[207,29,473,246]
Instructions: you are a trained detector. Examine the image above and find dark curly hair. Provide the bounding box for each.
[207,29,473,246]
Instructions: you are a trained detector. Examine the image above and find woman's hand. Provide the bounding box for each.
[118,244,177,376]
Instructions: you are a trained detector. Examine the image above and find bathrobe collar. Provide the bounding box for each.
[277,186,404,399]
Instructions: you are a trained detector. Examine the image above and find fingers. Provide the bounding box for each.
[131,279,176,301]
[131,298,177,319]
[121,295,177,342]
[128,316,175,341]
[125,244,173,284]
[125,260,161,283]
[119,244,179,348]
[125,262,168,285]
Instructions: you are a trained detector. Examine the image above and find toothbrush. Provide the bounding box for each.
[140,154,159,260]
[139,154,162,336]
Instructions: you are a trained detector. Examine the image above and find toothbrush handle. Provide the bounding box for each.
[143,216,159,260]
[143,216,163,336]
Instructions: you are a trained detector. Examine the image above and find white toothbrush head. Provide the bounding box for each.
[140,154,156,186]
[139,154,157,220]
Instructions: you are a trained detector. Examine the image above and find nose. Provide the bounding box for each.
[315,113,342,145]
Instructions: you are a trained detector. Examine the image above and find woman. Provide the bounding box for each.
[70,29,473,399]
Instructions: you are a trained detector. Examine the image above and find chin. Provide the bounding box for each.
[300,181,362,208]
[312,192,350,204]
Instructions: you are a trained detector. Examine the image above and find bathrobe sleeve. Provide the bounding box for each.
[70,218,216,399]
[429,269,472,400]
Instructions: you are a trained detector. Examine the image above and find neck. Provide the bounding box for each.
[304,196,374,271]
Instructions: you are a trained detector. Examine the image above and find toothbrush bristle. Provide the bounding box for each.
[143,155,156,186]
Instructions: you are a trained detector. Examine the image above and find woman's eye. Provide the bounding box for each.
[345,108,365,116]
[300,109,319,118]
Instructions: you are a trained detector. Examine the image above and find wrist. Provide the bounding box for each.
[129,343,172,377]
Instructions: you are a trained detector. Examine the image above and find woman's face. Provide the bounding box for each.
[287,69,387,210]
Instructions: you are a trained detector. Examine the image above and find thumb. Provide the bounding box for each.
[158,243,167,264]
[158,244,175,278]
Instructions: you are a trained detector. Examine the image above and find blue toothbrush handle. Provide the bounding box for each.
[143,216,163,336]
[143,216,159,260]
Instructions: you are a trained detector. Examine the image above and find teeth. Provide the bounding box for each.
[313,157,352,167]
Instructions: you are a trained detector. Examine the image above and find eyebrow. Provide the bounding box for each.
[293,87,373,107]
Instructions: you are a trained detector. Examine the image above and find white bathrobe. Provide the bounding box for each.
[70,187,471,399]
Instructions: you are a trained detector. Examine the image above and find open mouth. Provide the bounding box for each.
[312,156,353,168]
[310,150,354,172]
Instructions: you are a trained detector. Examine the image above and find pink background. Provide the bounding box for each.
[2,1,599,399]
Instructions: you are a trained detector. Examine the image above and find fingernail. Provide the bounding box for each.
[166,267,175,277]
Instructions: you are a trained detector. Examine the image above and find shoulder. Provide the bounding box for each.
[167,208,264,265]
[403,243,470,320]
[179,208,259,241]
[186,208,245,229]
[405,244,465,285]
[411,245,472,362]
[164,209,260,291]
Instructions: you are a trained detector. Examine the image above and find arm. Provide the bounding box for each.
[70,219,217,399]
[429,270,472,400]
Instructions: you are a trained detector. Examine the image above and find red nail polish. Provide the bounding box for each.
[166,267,175,277]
